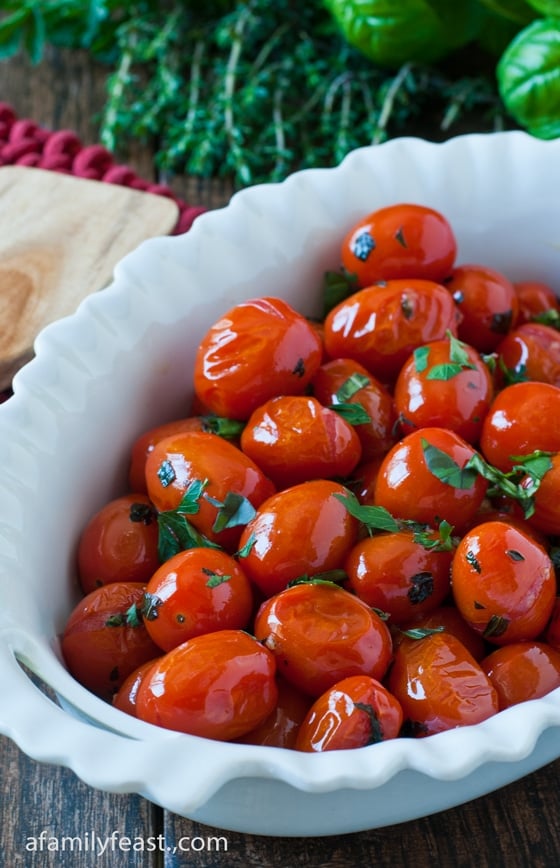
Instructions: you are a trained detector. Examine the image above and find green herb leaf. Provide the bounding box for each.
[175,478,208,514]
[413,345,430,373]
[334,491,400,533]
[287,569,347,588]
[236,533,256,559]
[157,510,221,562]
[201,415,245,439]
[323,268,358,316]
[426,362,468,381]
[330,402,371,425]
[421,439,479,489]
[353,702,384,744]
[202,568,232,587]
[399,625,445,640]
[210,491,257,533]
[335,373,370,403]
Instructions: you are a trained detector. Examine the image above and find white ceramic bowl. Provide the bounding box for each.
[1,131,560,837]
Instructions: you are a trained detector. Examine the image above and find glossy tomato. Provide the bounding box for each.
[479,381,560,472]
[193,296,323,420]
[373,427,488,533]
[240,395,362,488]
[295,675,403,752]
[311,357,397,460]
[340,203,457,286]
[236,479,359,597]
[394,335,494,444]
[521,453,560,536]
[135,629,278,740]
[61,582,161,701]
[444,264,519,353]
[142,547,254,652]
[387,631,499,736]
[112,659,160,716]
[344,530,453,625]
[253,582,393,697]
[401,605,486,661]
[481,641,560,710]
[77,494,160,595]
[323,279,460,383]
[235,677,312,749]
[451,520,556,645]
[513,279,560,325]
[495,322,560,388]
[144,431,275,552]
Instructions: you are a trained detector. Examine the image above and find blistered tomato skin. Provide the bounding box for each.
[240,395,362,488]
[142,547,254,652]
[373,427,488,533]
[445,264,519,353]
[323,280,460,383]
[451,521,556,646]
[193,296,323,420]
[481,642,560,710]
[135,630,278,740]
[341,203,457,286]
[394,337,494,444]
[387,632,499,736]
[144,431,276,551]
[236,479,359,598]
[295,675,403,752]
[253,583,393,697]
[480,381,560,472]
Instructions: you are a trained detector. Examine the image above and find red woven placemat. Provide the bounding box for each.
[0,101,207,400]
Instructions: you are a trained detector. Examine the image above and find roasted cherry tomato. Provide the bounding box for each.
[387,631,499,736]
[340,203,457,286]
[77,494,160,595]
[521,453,560,537]
[295,675,403,752]
[451,520,556,646]
[495,322,560,388]
[61,582,161,701]
[344,530,453,625]
[128,415,244,494]
[145,431,275,552]
[240,395,362,488]
[401,605,486,661]
[235,677,312,749]
[444,264,519,353]
[193,296,323,420]
[480,381,560,472]
[374,427,488,533]
[513,279,560,326]
[237,479,359,597]
[135,629,278,740]
[394,335,493,444]
[141,547,254,652]
[323,280,460,383]
[311,357,397,460]
[253,582,393,697]
[481,641,560,710]
[112,659,160,716]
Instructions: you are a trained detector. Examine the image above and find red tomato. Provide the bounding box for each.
[374,427,488,533]
[112,659,160,716]
[394,336,494,444]
[522,453,560,537]
[344,530,453,625]
[387,632,499,736]
[480,381,560,472]
[451,520,556,646]
[495,322,560,387]
[481,641,560,710]
[295,675,403,752]
[144,431,275,552]
[513,279,560,325]
[142,547,254,652]
[444,264,519,353]
[546,598,560,651]
[236,479,359,598]
[135,629,278,740]
[253,582,393,697]
[311,357,397,460]
[128,415,244,494]
[235,677,312,748]
[193,296,323,420]
[323,280,460,383]
[401,605,486,661]
[340,203,457,286]
[240,395,361,488]
[77,494,160,595]
[347,457,385,505]
[61,582,161,701]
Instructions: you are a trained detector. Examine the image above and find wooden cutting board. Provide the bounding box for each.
[0,166,180,390]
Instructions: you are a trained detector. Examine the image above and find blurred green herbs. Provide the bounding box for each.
[0,0,507,187]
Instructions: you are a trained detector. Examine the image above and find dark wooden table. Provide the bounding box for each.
[2,49,560,868]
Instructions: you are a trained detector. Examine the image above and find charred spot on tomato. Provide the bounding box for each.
[129,502,157,525]
[401,719,429,738]
[483,614,510,639]
[400,294,414,320]
[490,310,514,334]
[394,227,407,248]
[408,571,434,604]
[351,231,375,262]
[292,358,306,378]
[175,613,186,624]
[506,549,525,561]
[109,666,120,682]
[157,459,176,487]
[474,600,486,609]
[142,592,163,621]
[353,701,384,744]
[466,551,481,573]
